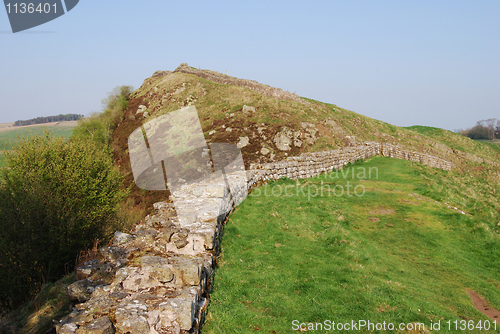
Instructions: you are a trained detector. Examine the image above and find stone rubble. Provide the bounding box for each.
[58,142,450,333]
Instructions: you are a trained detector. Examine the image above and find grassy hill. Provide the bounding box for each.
[117,66,499,170]
[109,65,499,216]
[106,65,499,332]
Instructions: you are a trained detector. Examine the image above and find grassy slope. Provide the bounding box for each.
[116,73,500,218]
[405,125,500,158]
[119,72,500,332]
[0,275,74,334]
[474,139,500,155]
[203,157,500,333]
[126,73,500,172]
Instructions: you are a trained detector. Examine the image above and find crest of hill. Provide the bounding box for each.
[154,63,304,103]
[109,63,500,208]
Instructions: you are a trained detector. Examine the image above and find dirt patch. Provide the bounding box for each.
[467,289,500,322]
[110,93,171,216]
[367,217,380,223]
[369,207,396,215]
[317,123,333,140]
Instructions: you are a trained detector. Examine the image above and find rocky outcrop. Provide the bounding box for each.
[236,136,250,149]
[242,105,255,113]
[271,123,320,151]
[273,127,294,151]
[173,63,304,104]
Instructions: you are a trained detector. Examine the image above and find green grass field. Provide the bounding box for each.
[203,157,500,333]
[0,124,75,168]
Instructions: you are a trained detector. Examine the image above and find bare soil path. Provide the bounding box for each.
[467,289,500,323]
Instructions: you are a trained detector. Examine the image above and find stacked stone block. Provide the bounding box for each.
[59,173,248,334]
[250,142,451,181]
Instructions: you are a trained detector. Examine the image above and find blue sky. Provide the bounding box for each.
[1,1,499,131]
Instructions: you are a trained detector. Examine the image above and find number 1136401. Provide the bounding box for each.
[5,3,57,14]
[445,320,497,331]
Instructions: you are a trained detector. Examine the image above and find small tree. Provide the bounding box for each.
[102,85,133,111]
[72,111,109,145]
[0,132,127,311]
[72,85,133,146]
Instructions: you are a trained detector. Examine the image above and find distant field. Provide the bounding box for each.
[0,121,77,168]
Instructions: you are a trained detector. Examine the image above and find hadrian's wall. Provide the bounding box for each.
[57,172,257,334]
[57,143,451,334]
[250,142,452,181]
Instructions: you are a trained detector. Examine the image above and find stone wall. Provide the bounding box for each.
[58,171,255,334]
[58,143,450,334]
[250,142,452,181]
[173,63,304,104]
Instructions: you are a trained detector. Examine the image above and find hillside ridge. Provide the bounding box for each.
[124,65,499,168]
[153,63,305,103]
[105,63,500,215]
